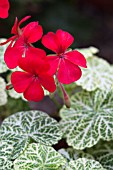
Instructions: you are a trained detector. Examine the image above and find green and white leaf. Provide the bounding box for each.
[60,90,113,150]
[76,56,113,91]
[87,141,113,170]
[0,89,7,106]
[66,158,106,170]
[76,46,99,58]
[0,77,6,90]
[8,88,26,100]
[0,110,62,159]
[59,148,94,161]
[0,38,9,73]
[14,143,66,170]
[0,141,13,170]
[0,77,7,106]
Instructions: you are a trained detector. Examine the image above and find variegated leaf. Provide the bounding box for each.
[0,89,7,106]
[0,110,62,159]
[0,38,9,73]
[76,56,113,91]
[8,88,26,100]
[0,141,13,170]
[14,143,66,170]
[76,46,99,58]
[0,77,7,106]
[87,141,113,170]
[59,148,94,161]
[60,90,113,150]
[66,158,106,170]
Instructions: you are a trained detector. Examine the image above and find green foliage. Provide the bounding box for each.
[60,90,113,149]
[76,56,113,91]
[0,111,62,159]
[0,77,7,106]
[8,89,26,100]
[14,143,66,170]
[66,158,106,170]
[59,148,94,161]
[59,148,107,170]
[87,141,113,170]
[76,46,99,58]
[0,38,9,73]
[0,141,13,170]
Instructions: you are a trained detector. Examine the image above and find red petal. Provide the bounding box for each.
[23,22,43,43]
[0,0,10,19]
[14,35,25,47]
[38,73,56,92]
[24,81,44,102]
[25,46,46,60]
[47,55,59,75]
[11,71,32,93]
[35,59,50,75]
[0,35,17,45]
[4,44,20,69]
[11,16,31,35]
[4,36,27,69]
[14,36,29,58]
[14,36,46,59]
[18,47,48,74]
[18,16,31,27]
[56,29,74,52]
[11,17,18,34]
[65,50,87,68]
[42,32,59,53]
[57,59,82,84]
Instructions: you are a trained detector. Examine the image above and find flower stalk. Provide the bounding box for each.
[59,82,71,108]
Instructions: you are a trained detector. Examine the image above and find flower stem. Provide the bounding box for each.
[59,82,71,108]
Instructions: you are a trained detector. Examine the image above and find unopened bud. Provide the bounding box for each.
[59,82,71,108]
[6,83,13,90]
[64,93,71,108]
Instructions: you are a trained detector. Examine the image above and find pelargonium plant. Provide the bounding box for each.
[0,1,113,170]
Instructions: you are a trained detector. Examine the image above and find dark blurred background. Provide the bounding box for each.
[0,0,113,62]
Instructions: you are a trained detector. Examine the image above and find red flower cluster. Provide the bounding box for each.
[2,16,87,102]
[0,0,10,18]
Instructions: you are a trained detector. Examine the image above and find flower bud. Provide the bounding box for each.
[59,82,71,108]
[6,83,13,90]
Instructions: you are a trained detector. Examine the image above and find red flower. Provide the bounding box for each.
[3,17,43,69]
[11,16,31,35]
[11,53,56,102]
[1,16,31,45]
[0,16,31,68]
[0,0,10,18]
[42,29,87,84]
